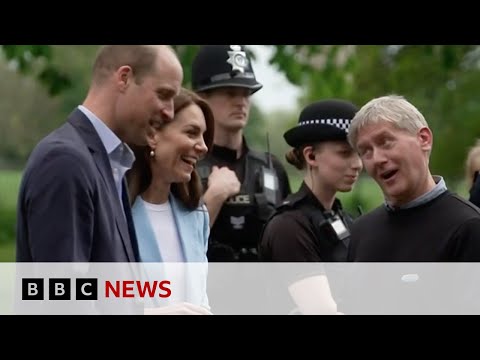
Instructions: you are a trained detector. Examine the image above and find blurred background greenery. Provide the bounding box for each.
[0,45,477,262]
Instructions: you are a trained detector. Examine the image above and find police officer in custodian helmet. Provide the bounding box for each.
[192,45,291,262]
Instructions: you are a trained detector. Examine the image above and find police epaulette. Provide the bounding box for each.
[274,199,295,214]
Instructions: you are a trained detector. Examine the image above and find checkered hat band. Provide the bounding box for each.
[298,118,351,133]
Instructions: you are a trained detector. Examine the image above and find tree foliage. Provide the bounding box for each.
[1,45,72,96]
[270,45,480,183]
[2,45,480,184]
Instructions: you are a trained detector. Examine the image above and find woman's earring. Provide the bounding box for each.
[150,150,155,157]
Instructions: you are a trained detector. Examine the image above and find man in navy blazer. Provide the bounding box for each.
[16,45,183,262]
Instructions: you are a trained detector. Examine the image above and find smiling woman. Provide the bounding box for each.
[126,88,215,313]
[128,88,214,209]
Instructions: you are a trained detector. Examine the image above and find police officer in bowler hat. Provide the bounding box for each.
[259,99,362,314]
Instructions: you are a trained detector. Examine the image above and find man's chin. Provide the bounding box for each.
[225,120,247,131]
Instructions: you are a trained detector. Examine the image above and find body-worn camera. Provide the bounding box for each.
[319,211,350,242]
[259,166,279,206]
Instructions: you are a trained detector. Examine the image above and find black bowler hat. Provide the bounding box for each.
[284,99,358,148]
[192,45,263,94]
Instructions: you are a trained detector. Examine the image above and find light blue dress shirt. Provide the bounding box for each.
[78,105,135,214]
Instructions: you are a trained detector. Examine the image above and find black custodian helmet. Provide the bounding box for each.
[192,45,263,94]
[284,99,358,148]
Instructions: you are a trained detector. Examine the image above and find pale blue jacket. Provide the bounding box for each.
[131,194,210,309]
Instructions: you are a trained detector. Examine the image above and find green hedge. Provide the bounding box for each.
[0,170,20,262]
[0,170,470,263]
[0,171,20,242]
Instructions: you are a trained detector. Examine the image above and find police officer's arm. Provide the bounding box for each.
[270,154,292,198]
[203,165,241,226]
[260,212,322,262]
[260,213,339,314]
[288,275,339,315]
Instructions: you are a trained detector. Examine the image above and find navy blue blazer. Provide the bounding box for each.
[16,108,139,262]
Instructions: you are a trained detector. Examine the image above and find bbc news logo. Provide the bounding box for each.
[22,278,171,300]
[22,278,98,300]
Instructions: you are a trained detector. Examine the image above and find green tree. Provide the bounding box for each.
[347,45,480,184]
[5,45,480,185]
[1,45,72,96]
[0,46,100,167]
[269,45,480,185]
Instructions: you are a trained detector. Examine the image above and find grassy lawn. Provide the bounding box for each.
[0,170,21,262]
[0,242,15,262]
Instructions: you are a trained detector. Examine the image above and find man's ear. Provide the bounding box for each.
[116,65,133,92]
[418,127,433,152]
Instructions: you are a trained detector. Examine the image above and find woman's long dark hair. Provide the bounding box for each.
[127,88,214,210]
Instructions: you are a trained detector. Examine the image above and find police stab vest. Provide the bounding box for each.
[197,150,281,259]
[268,194,353,262]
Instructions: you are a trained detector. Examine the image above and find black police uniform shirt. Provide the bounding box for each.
[197,139,291,260]
[259,181,352,263]
[258,181,353,314]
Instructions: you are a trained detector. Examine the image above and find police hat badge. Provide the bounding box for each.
[227,45,249,74]
[191,45,263,94]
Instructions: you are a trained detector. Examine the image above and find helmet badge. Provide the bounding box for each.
[227,45,248,74]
